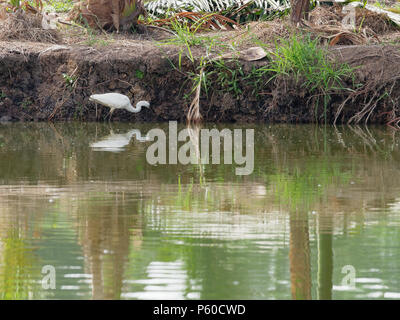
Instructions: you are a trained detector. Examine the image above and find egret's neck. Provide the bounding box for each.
[133,101,150,113]
[126,129,142,139]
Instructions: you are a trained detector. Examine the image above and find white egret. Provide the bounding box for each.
[89,93,150,121]
[90,129,150,152]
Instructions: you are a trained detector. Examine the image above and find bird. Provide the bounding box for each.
[89,93,150,121]
[90,129,151,152]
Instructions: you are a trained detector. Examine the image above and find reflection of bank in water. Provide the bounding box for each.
[1,123,400,299]
[75,194,143,300]
[145,122,254,175]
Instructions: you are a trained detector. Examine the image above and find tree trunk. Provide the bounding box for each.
[289,212,312,300]
[69,0,145,31]
[290,0,310,25]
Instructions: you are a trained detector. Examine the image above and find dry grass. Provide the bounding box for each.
[208,5,399,48]
[306,5,398,45]
[0,10,60,43]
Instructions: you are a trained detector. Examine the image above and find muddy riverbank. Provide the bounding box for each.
[1,39,400,123]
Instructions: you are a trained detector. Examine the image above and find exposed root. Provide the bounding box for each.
[187,67,204,124]
[303,22,369,45]
[334,78,400,125]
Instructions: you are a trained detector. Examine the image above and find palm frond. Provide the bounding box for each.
[145,0,291,22]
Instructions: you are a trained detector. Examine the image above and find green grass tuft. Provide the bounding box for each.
[264,34,355,94]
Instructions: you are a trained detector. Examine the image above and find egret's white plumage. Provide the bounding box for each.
[90,129,151,152]
[89,93,150,120]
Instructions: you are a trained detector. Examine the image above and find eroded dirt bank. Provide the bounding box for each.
[1,40,400,123]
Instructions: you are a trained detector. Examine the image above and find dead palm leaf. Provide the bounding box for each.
[145,0,291,22]
[152,11,240,31]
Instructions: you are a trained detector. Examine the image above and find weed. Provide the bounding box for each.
[62,72,77,90]
[158,15,224,66]
[208,59,245,99]
[135,70,145,79]
[260,35,354,88]
[81,22,111,47]
[84,28,102,46]
[257,34,356,121]
[42,0,74,13]
[21,98,32,110]
[73,103,84,120]
[175,177,194,209]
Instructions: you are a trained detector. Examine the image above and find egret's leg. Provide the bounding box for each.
[104,107,113,121]
[108,108,115,122]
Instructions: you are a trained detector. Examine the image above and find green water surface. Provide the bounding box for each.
[0,123,399,300]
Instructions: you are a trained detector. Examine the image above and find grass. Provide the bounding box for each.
[263,34,355,94]
[151,18,359,122]
[192,32,355,96]
[135,69,145,79]
[82,24,112,47]
[42,0,74,13]
[205,59,245,99]
[158,14,236,66]
[172,32,357,110]
[157,17,246,102]
[257,34,357,122]
[167,18,207,47]
[157,17,242,115]
[159,18,219,65]
[182,33,359,122]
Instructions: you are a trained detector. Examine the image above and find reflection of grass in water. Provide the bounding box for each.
[176,176,194,210]
[0,229,40,300]
[270,161,352,211]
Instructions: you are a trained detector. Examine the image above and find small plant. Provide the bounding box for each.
[62,72,77,90]
[168,17,206,47]
[84,26,101,46]
[135,69,145,79]
[0,90,6,100]
[159,15,222,66]
[21,98,32,110]
[206,58,245,99]
[5,0,43,12]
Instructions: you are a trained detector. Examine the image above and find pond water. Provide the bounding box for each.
[0,122,399,300]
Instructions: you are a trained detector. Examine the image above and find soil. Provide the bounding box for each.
[1,8,400,124]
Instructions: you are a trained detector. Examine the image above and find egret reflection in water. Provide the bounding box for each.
[90,128,150,152]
